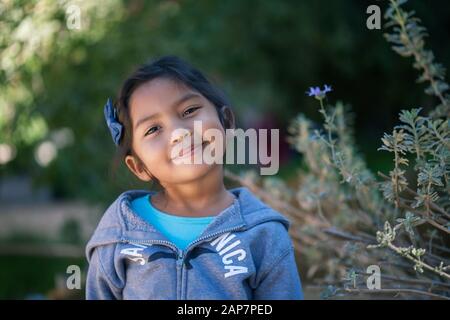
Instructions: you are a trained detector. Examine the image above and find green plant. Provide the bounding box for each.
[225,0,449,299]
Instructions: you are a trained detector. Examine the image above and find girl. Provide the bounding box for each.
[85,55,304,300]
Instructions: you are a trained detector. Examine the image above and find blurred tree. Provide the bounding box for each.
[1,0,449,205]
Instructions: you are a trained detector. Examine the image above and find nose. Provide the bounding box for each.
[170,127,192,145]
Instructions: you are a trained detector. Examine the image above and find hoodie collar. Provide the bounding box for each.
[86,187,289,261]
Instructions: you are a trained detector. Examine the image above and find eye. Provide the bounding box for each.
[182,106,201,117]
[144,125,160,136]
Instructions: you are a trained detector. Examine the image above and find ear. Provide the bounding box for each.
[125,155,152,182]
[220,105,236,130]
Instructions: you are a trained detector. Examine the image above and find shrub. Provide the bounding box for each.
[226,0,449,299]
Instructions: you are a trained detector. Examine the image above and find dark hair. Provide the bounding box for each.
[111,55,232,185]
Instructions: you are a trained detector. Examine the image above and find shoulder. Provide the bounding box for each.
[230,187,294,251]
[240,209,296,283]
[85,189,152,261]
[92,189,154,230]
[243,213,294,255]
[232,187,291,232]
[230,187,296,258]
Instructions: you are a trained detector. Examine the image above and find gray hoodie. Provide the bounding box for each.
[85,187,304,300]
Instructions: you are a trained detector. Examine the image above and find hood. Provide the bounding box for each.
[85,187,290,262]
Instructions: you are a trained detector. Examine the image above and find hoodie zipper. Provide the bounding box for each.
[184,224,246,254]
[121,223,246,299]
[120,239,184,268]
[120,238,184,299]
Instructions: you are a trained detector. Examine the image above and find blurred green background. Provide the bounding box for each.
[0,0,449,299]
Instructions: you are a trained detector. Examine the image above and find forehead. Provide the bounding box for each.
[128,78,199,119]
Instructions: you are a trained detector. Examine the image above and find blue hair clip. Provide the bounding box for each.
[103,98,123,146]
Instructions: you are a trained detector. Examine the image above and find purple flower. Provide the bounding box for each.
[306,84,333,99]
[103,98,123,146]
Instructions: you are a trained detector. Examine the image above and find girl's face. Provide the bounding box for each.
[125,77,226,185]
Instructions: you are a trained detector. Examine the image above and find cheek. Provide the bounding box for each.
[138,137,168,164]
[195,110,225,134]
[200,120,227,151]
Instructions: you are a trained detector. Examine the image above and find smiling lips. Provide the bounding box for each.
[173,141,209,160]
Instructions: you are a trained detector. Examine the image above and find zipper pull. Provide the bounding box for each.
[176,250,184,269]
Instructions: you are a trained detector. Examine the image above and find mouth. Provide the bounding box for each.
[172,140,210,160]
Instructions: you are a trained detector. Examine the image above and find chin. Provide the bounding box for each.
[167,162,218,183]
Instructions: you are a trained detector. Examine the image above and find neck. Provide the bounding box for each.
[153,166,235,217]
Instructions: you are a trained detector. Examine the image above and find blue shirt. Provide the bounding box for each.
[130,194,215,250]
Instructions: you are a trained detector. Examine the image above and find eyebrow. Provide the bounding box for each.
[134,92,202,130]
